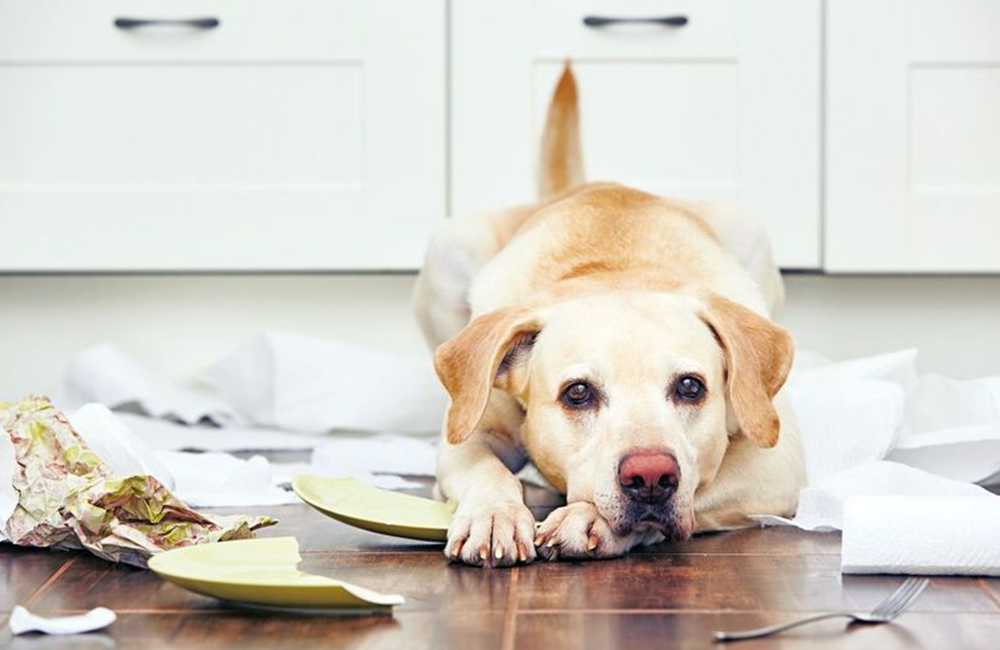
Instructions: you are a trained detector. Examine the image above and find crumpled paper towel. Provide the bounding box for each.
[0,396,275,567]
[756,460,991,531]
[65,343,233,425]
[203,332,447,434]
[158,451,299,508]
[841,495,1000,576]
[9,606,116,636]
[755,349,1000,531]
[65,335,447,435]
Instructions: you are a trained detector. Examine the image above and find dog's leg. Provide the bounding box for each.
[534,502,661,561]
[437,436,538,567]
[436,398,537,567]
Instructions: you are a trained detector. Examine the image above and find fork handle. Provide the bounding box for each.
[715,612,853,642]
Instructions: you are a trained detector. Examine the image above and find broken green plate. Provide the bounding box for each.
[148,537,404,610]
[292,474,454,542]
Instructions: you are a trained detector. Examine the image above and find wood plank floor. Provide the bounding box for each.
[3,482,1000,649]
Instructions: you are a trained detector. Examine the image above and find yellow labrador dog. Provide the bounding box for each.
[414,65,805,567]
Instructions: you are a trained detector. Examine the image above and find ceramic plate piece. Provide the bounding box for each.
[293,474,454,542]
[148,537,404,610]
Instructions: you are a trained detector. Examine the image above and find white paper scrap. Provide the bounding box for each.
[9,606,116,635]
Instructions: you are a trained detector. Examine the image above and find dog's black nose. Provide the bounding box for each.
[618,451,680,504]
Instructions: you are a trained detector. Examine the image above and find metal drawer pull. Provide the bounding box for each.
[113,17,220,30]
[583,15,688,28]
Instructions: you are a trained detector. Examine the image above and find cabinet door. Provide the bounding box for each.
[452,0,821,269]
[0,0,445,271]
[827,0,1000,272]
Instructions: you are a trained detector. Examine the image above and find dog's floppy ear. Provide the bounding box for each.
[434,307,543,444]
[699,293,794,448]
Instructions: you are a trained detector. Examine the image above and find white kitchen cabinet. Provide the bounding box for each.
[451,0,822,270]
[826,0,1000,272]
[0,0,445,271]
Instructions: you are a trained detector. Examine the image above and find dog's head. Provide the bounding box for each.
[434,290,793,540]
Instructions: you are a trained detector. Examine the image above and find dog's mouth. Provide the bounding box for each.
[613,502,691,541]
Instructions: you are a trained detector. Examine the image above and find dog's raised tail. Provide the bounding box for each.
[539,61,584,201]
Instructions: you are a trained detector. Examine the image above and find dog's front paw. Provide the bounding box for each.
[445,499,537,567]
[534,502,635,561]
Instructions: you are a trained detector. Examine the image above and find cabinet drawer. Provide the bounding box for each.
[534,0,737,60]
[0,0,361,62]
[0,0,446,271]
[453,0,822,269]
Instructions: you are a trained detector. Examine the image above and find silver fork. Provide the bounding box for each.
[714,577,930,642]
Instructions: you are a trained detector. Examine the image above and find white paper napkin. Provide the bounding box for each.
[842,494,1000,576]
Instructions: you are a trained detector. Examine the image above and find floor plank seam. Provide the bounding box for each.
[21,555,78,607]
[500,566,520,650]
[976,578,1000,612]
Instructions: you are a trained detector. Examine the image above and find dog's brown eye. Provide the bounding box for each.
[561,381,595,408]
[674,375,705,402]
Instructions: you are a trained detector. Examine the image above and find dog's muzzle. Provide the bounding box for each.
[614,450,688,538]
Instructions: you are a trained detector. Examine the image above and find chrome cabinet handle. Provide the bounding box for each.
[113,17,220,30]
[583,15,688,28]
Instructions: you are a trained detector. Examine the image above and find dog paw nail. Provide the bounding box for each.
[533,535,545,546]
[494,547,503,560]
[586,535,599,551]
[546,538,558,548]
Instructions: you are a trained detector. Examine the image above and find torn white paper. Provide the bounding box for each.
[157,451,298,508]
[753,461,990,531]
[114,412,326,453]
[9,606,116,635]
[759,349,1000,532]
[888,424,1000,484]
[203,332,447,434]
[786,349,915,484]
[309,435,438,489]
[64,343,233,424]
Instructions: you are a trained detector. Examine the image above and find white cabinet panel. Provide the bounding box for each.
[453,0,822,269]
[0,0,445,271]
[826,0,1000,272]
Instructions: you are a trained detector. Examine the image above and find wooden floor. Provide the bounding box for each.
[3,480,1000,649]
